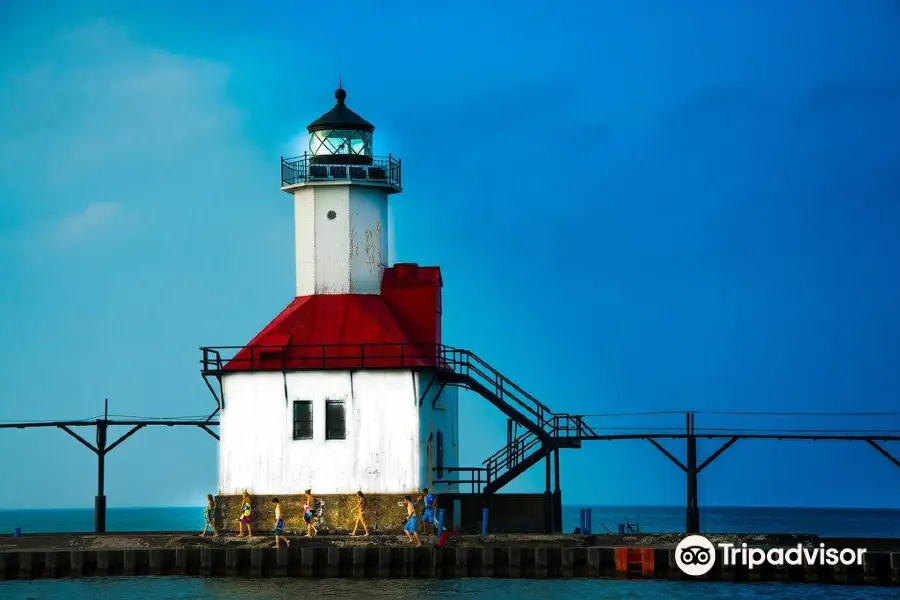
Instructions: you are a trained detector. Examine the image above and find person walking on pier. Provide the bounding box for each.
[272,497,290,549]
[200,494,219,537]
[303,489,318,537]
[350,490,369,536]
[237,491,254,537]
[403,495,422,547]
[420,488,437,535]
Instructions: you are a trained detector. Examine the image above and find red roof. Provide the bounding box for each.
[223,264,443,372]
[223,294,436,371]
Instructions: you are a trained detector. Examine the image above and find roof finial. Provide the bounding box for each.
[335,76,346,104]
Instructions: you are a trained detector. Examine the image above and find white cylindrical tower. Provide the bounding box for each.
[281,87,402,296]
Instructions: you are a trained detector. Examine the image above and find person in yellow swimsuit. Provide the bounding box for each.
[350,491,369,536]
[237,491,253,537]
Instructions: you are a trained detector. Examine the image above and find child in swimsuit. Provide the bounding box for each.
[238,491,253,537]
[350,490,369,536]
[303,489,318,537]
[200,494,219,537]
[403,495,421,547]
[272,497,290,548]
[421,488,437,535]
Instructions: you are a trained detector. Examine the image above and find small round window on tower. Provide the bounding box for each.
[327,210,337,220]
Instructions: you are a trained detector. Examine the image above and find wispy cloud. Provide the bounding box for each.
[0,19,237,178]
[52,201,130,244]
[0,19,262,260]
[0,201,137,256]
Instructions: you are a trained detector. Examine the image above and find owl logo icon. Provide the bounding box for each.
[675,535,716,576]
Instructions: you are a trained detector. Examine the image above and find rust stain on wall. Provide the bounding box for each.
[364,221,382,266]
[349,224,359,257]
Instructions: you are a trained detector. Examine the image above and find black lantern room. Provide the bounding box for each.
[306,87,375,166]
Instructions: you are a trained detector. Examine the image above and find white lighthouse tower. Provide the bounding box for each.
[291,85,394,296]
[212,87,459,498]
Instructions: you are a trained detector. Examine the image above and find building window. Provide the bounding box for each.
[436,430,444,478]
[293,401,313,440]
[325,400,346,440]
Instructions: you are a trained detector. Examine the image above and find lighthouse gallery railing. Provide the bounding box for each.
[280,154,401,189]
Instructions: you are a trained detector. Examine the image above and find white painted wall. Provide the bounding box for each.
[417,372,460,493]
[292,184,389,296]
[218,369,458,495]
[293,187,316,296]
[348,187,389,294]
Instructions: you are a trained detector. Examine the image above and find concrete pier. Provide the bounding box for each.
[1,544,899,583]
[0,533,898,585]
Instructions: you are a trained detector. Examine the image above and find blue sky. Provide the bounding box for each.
[1,0,899,511]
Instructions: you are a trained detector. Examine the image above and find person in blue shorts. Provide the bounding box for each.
[200,494,219,537]
[303,489,318,537]
[272,497,290,549]
[402,495,421,547]
[420,488,437,535]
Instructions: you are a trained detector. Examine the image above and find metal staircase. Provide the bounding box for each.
[431,347,596,494]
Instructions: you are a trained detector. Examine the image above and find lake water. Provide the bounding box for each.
[1,577,897,599]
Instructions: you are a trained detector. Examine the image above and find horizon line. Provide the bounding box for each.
[2,504,899,512]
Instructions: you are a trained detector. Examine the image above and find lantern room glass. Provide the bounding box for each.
[309,129,372,157]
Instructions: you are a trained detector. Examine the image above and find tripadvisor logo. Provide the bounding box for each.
[675,534,867,577]
[675,535,717,576]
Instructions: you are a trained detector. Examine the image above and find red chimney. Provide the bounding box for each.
[382,264,442,347]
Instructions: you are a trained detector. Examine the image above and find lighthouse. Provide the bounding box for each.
[211,87,460,498]
[201,86,583,534]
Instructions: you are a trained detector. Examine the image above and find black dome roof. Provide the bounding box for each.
[306,87,374,133]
